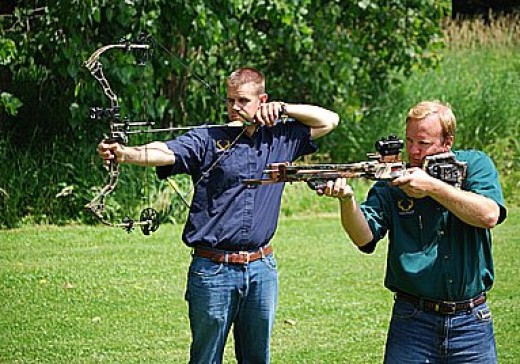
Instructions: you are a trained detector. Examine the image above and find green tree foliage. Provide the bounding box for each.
[1,0,446,137]
[0,0,447,227]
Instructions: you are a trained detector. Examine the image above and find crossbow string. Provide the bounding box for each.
[84,34,246,235]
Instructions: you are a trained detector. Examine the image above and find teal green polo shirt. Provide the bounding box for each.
[360,150,507,301]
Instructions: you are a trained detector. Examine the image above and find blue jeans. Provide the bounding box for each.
[185,253,278,364]
[384,297,497,364]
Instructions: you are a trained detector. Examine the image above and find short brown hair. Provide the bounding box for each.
[227,67,265,95]
[406,100,456,137]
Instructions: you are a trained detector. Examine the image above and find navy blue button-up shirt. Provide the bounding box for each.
[156,120,317,250]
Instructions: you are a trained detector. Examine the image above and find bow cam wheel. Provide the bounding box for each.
[140,208,160,235]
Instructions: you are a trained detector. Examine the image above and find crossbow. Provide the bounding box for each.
[243,135,468,190]
[84,35,244,234]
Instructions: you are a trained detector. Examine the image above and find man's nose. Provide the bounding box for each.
[231,102,243,111]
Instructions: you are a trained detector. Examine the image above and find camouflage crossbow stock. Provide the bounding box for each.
[243,135,468,190]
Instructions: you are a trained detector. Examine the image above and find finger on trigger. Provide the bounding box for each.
[325,180,334,195]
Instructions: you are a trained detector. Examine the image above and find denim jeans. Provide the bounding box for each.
[185,252,278,364]
[384,297,497,364]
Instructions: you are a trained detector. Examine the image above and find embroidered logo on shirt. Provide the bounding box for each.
[216,139,231,151]
[397,198,415,215]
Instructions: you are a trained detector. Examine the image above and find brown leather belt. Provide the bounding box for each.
[193,245,273,265]
[396,291,486,315]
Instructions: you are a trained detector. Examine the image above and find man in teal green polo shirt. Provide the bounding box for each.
[320,100,506,363]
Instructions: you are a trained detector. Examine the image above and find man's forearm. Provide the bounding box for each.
[284,103,339,139]
[429,181,500,229]
[339,196,374,247]
[120,141,175,167]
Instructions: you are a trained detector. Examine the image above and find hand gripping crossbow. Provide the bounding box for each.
[243,135,468,190]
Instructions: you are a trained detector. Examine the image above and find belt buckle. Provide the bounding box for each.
[238,251,251,264]
[441,301,457,314]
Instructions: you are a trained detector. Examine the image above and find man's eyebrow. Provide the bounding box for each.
[406,137,435,143]
[406,136,435,142]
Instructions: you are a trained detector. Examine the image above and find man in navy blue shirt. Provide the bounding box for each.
[98,67,339,363]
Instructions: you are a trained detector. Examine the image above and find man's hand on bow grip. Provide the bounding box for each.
[98,140,126,165]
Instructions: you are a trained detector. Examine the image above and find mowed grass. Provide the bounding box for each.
[1,208,519,363]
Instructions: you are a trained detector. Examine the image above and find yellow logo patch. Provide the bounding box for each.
[216,139,231,151]
[397,198,414,213]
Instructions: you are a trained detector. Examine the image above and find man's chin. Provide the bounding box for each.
[228,120,244,127]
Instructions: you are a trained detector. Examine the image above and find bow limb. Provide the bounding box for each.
[84,157,120,225]
[85,44,150,104]
[84,40,159,234]
[84,158,159,235]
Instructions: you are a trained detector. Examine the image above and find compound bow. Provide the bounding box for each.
[83,35,244,234]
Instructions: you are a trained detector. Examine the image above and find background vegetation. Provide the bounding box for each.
[1,0,449,228]
[2,2,519,230]
[1,3,519,363]
[2,2,519,229]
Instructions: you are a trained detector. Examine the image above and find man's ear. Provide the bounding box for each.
[259,93,268,103]
[444,135,454,150]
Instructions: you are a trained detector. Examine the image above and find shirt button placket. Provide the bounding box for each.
[242,144,256,242]
[441,230,450,260]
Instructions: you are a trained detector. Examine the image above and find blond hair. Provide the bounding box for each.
[406,100,456,137]
[227,67,265,95]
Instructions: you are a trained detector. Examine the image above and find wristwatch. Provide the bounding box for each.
[280,102,288,116]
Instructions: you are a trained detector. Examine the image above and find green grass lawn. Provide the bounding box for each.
[1,208,519,363]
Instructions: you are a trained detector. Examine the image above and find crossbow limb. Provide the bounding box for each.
[244,135,468,190]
